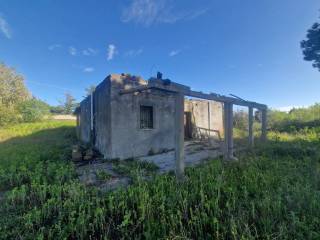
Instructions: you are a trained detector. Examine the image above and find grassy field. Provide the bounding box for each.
[0,121,319,239]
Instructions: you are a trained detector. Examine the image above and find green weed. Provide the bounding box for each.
[0,120,319,239]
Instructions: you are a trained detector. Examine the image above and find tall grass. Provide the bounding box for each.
[0,121,319,239]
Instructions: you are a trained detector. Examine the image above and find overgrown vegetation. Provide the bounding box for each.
[96,169,112,181]
[0,62,80,126]
[0,120,319,239]
[0,63,51,126]
[110,158,159,178]
[268,103,320,132]
[233,103,320,134]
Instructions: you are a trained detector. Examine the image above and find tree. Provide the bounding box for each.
[0,62,30,107]
[0,62,30,126]
[61,93,78,114]
[50,105,65,114]
[301,17,320,71]
[233,110,248,130]
[18,97,50,122]
[85,85,96,96]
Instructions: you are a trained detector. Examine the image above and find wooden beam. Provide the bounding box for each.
[175,93,185,180]
[248,106,254,147]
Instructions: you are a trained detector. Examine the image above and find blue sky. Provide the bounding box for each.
[0,0,319,109]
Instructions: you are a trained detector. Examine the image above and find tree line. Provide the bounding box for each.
[0,62,78,126]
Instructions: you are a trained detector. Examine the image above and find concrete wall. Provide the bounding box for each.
[78,73,224,159]
[93,78,112,158]
[109,74,176,159]
[184,99,224,140]
[79,96,91,143]
[52,114,76,120]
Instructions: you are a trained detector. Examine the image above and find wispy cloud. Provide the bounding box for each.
[276,106,307,112]
[125,48,143,57]
[48,44,61,51]
[83,67,95,73]
[0,14,12,39]
[107,44,117,61]
[121,0,209,27]
[82,48,98,56]
[69,46,77,56]
[169,49,180,57]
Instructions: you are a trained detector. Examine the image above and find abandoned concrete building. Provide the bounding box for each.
[76,73,267,177]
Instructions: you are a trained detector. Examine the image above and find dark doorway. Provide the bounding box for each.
[184,112,192,139]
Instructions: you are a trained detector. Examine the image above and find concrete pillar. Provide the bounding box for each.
[227,103,234,159]
[224,103,235,160]
[223,103,229,159]
[261,108,267,142]
[208,101,211,131]
[248,106,254,147]
[175,93,185,180]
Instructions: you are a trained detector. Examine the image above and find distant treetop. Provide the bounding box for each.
[301,16,320,71]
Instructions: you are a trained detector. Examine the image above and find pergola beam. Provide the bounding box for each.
[187,90,267,110]
[118,81,267,176]
[120,86,267,110]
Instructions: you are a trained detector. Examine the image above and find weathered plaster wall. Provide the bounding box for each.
[78,73,224,160]
[184,99,224,139]
[109,74,176,159]
[93,78,111,158]
[79,96,91,143]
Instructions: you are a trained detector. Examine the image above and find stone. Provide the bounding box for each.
[86,148,94,155]
[83,155,92,161]
[72,151,82,162]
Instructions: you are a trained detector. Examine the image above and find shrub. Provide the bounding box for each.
[0,104,20,126]
[18,98,50,122]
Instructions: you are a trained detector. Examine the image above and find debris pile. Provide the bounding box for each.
[71,145,101,164]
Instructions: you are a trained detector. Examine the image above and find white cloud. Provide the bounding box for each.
[107,44,116,61]
[48,44,61,51]
[69,46,77,56]
[169,49,180,57]
[83,67,94,73]
[121,0,209,26]
[82,48,98,56]
[184,8,209,20]
[276,106,306,112]
[0,15,11,39]
[125,48,143,57]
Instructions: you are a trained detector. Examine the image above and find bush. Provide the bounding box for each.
[18,98,50,122]
[0,104,20,126]
[268,104,320,132]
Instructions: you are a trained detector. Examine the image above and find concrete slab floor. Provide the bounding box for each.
[141,140,222,173]
[76,140,223,191]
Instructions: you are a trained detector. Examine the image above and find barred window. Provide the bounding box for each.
[140,105,153,129]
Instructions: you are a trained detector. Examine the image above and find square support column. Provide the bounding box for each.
[224,103,236,160]
[248,106,254,147]
[175,93,185,180]
[261,108,267,142]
